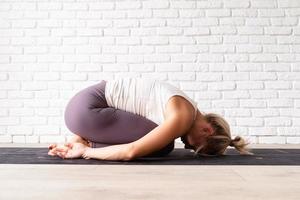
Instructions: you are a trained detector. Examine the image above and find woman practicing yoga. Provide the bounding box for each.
[48,78,252,161]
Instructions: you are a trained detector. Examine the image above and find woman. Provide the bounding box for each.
[48,78,252,160]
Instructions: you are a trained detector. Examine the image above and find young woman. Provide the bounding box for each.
[48,78,252,160]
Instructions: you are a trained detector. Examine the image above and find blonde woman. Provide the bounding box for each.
[48,78,252,161]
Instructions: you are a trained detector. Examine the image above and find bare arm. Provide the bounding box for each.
[82,143,134,161]
[82,96,195,161]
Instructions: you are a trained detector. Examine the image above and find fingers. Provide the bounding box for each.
[48,143,57,150]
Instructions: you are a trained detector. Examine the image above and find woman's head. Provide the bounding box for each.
[181,112,253,156]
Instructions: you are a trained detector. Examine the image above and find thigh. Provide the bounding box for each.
[64,80,158,143]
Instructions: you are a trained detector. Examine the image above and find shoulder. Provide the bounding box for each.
[165,95,196,131]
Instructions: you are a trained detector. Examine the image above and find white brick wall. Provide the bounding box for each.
[0,0,300,144]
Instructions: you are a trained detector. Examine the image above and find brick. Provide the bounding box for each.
[102,11,126,19]
[38,2,62,10]
[142,37,168,45]
[250,72,277,80]
[129,64,154,72]
[265,81,292,89]
[153,10,178,18]
[212,100,239,108]
[287,137,300,144]
[183,45,208,53]
[102,46,128,54]
[210,26,237,35]
[263,45,290,53]
[223,72,249,81]
[196,72,222,81]
[246,18,269,26]
[40,136,65,143]
[63,3,88,10]
[225,54,248,62]
[156,45,181,53]
[265,27,292,35]
[168,72,195,81]
[224,35,249,44]
[89,2,114,10]
[208,81,235,91]
[167,19,191,27]
[252,109,279,117]
[277,72,300,80]
[193,18,218,26]
[268,99,293,107]
[144,54,170,63]
[116,37,140,45]
[34,72,60,81]
[206,9,231,17]
[251,0,276,8]
[116,1,141,9]
[221,18,245,26]
[128,10,152,18]
[250,54,277,62]
[225,109,251,117]
[198,54,224,62]
[157,27,182,36]
[264,63,291,71]
[209,63,235,72]
[224,0,250,8]
[169,37,195,45]
[250,90,277,99]
[240,99,267,108]
[129,45,155,54]
[8,126,32,135]
[278,0,300,8]
[210,45,235,53]
[195,36,222,44]
[259,9,285,17]
[197,1,222,8]
[258,136,286,144]
[236,45,262,53]
[117,55,143,63]
[232,9,257,17]
[195,91,222,100]
[249,127,278,136]
[25,136,39,143]
[271,17,298,26]
[238,26,264,35]
[180,10,204,18]
[236,117,264,126]
[180,81,207,91]
[266,117,292,126]
[280,109,300,117]
[236,81,264,90]
[250,36,276,44]
[114,20,139,28]
[142,1,169,9]
[103,64,128,72]
[224,91,250,99]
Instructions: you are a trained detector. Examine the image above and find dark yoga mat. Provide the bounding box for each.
[0,147,299,165]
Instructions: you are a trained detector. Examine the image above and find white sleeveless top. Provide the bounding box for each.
[105,78,198,125]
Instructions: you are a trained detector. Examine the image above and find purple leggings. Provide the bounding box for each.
[64,80,174,157]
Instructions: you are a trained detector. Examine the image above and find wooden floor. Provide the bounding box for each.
[1,144,300,200]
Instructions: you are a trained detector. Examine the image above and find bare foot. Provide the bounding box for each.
[69,135,91,147]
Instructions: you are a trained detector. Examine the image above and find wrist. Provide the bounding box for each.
[82,147,92,159]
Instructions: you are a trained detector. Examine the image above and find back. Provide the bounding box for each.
[105,77,198,125]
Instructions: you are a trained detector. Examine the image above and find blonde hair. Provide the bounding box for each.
[194,113,253,156]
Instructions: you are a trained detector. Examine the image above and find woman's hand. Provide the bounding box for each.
[48,142,90,159]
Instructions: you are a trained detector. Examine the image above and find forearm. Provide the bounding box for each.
[82,143,134,161]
